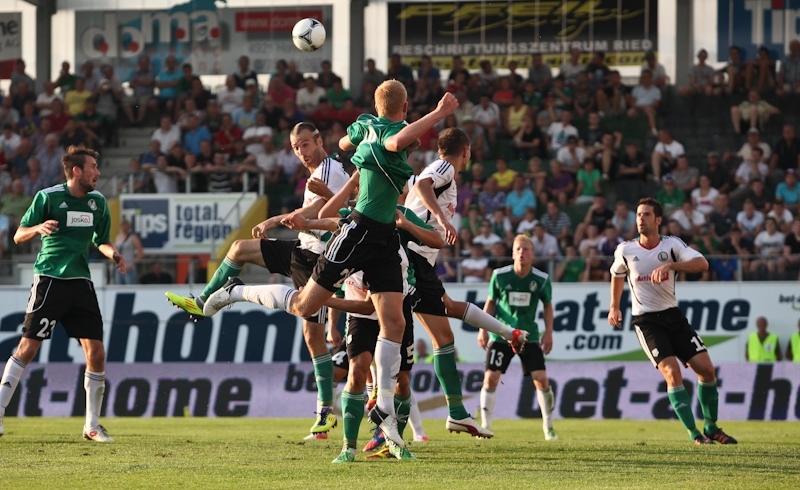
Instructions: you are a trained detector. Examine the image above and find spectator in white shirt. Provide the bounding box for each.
[751,217,785,279]
[35,81,62,117]
[151,115,182,154]
[462,243,490,283]
[691,175,720,216]
[642,50,667,87]
[627,69,661,135]
[767,198,794,234]
[547,110,579,157]
[217,75,245,114]
[650,128,684,180]
[472,220,503,248]
[471,94,501,144]
[242,112,273,155]
[555,135,585,174]
[736,199,765,238]
[0,124,22,158]
[731,147,770,201]
[671,199,706,236]
[295,77,327,113]
[530,223,561,260]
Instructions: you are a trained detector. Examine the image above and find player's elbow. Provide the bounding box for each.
[384,138,400,153]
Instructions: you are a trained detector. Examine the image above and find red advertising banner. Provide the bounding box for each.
[235,10,324,32]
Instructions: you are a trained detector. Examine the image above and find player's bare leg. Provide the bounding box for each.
[658,356,711,444]
[687,352,737,444]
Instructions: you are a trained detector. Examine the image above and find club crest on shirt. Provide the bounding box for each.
[529,281,538,292]
[657,251,668,262]
[88,199,97,211]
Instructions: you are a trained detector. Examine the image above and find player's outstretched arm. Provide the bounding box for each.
[396,210,445,249]
[324,296,376,316]
[282,215,338,232]
[384,92,459,152]
[339,135,356,152]
[14,220,58,244]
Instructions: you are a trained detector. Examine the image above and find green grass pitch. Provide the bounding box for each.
[1,418,799,489]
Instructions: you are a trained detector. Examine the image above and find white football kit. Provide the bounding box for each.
[405,159,457,265]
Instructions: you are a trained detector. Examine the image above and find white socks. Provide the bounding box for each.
[0,356,27,417]
[374,337,401,417]
[463,303,516,340]
[537,386,555,429]
[408,391,426,438]
[239,285,297,311]
[480,388,496,430]
[84,370,106,429]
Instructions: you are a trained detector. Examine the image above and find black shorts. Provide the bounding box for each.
[485,340,546,375]
[632,307,707,368]
[260,238,328,324]
[312,211,403,294]
[332,345,349,371]
[407,250,446,316]
[345,295,416,372]
[23,276,103,341]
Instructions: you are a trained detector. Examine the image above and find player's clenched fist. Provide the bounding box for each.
[436,92,459,116]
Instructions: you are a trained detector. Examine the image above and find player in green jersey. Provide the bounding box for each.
[478,235,557,441]
[0,145,126,441]
[202,81,458,450]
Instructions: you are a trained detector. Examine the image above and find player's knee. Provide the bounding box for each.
[532,370,549,389]
[228,239,248,261]
[85,342,106,367]
[483,370,500,389]
[14,338,41,363]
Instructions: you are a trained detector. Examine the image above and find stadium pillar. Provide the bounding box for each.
[32,0,56,92]
[674,0,693,87]
[349,0,368,96]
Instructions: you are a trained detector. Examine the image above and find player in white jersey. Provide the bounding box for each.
[402,128,528,438]
[166,122,350,438]
[608,198,737,445]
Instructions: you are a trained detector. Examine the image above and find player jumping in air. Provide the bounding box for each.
[166,123,350,438]
[479,235,557,440]
[0,145,126,441]
[204,81,458,451]
[402,128,529,438]
[608,198,737,445]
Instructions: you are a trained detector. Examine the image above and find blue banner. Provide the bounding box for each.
[718,0,800,62]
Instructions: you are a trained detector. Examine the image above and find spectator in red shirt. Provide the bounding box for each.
[267,76,296,107]
[336,98,361,126]
[45,99,71,134]
[214,113,243,154]
[311,98,338,131]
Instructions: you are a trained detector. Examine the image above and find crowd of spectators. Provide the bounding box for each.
[2,39,800,282]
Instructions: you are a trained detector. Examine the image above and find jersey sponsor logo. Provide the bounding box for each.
[59,202,68,209]
[508,292,531,307]
[636,272,669,283]
[88,199,97,211]
[66,211,94,227]
[657,251,669,262]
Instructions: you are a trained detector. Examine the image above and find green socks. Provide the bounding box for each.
[312,353,334,406]
[433,342,469,420]
[697,380,719,433]
[394,395,411,437]
[202,257,243,300]
[667,385,699,439]
[341,391,364,449]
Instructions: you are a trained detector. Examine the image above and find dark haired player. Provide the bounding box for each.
[0,145,126,441]
[166,122,350,438]
[608,198,737,445]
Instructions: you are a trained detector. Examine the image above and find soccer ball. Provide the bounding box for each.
[292,18,326,52]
